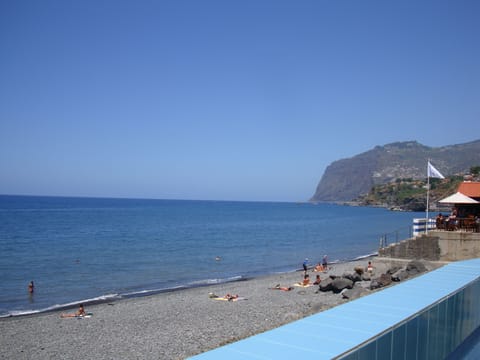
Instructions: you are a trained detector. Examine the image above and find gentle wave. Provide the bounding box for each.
[353,252,379,261]
[1,196,414,317]
[0,276,250,318]
[0,252,380,319]
[0,293,122,318]
[325,253,378,266]
[188,275,244,286]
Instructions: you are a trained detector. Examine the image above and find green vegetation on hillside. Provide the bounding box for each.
[355,176,467,212]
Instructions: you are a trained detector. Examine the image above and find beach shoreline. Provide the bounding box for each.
[0,258,422,360]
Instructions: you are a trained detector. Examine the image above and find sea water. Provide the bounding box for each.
[0,195,417,317]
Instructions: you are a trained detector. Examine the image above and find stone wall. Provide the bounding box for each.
[379,231,480,261]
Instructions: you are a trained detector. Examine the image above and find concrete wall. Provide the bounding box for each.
[379,231,480,261]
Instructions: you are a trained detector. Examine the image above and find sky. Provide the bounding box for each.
[1,0,479,202]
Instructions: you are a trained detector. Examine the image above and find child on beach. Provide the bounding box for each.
[303,258,309,274]
[313,275,321,285]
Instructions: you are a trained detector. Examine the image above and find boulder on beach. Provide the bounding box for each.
[391,269,409,282]
[370,273,392,290]
[354,266,364,275]
[406,260,427,276]
[386,265,402,275]
[389,260,429,282]
[361,273,372,281]
[331,278,353,293]
[341,284,368,300]
[343,272,362,283]
[319,277,333,292]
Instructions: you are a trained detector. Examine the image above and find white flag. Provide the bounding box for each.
[427,161,445,179]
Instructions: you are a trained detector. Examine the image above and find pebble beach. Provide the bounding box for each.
[0,259,405,360]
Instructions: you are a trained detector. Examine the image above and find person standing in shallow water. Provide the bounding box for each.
[28,281,34,294]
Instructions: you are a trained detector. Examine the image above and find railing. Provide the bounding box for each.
[435,216,480,232]
[379,225,413,248]
[379,217,480,250]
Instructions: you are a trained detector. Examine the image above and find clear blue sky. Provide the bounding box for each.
[1,0,479,202]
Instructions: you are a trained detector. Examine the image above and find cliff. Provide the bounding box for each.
[310,140,480,203]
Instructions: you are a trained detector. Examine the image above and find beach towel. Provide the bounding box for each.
[209,293,247,301]
[212,297,247,302]
[76,313,93,319]
[293,283,313,288]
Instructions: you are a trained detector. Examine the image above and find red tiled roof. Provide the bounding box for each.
[458,182,480,198]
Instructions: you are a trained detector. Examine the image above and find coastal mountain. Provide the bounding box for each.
[310,140,480,202]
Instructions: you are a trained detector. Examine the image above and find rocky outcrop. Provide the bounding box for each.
[406,260,427,275]
[390,261,427,282]
[311,140,480,202]
[318,260,430,298]
[331,278,353,293]
[341,284,368,300]
[370,273,393,289]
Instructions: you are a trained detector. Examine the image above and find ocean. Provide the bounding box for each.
[0,195,418,317]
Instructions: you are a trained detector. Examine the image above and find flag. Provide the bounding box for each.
[427,161,445,179]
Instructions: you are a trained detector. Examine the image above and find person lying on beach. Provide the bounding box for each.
[61,304,86,318]
[209,293,240,301]
[271,284,294,291]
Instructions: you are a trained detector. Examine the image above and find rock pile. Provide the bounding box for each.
[317,260,429,300]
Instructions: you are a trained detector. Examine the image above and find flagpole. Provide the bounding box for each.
[426,159,431,234]
[426,160,444,234]
[426,164,430,234]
